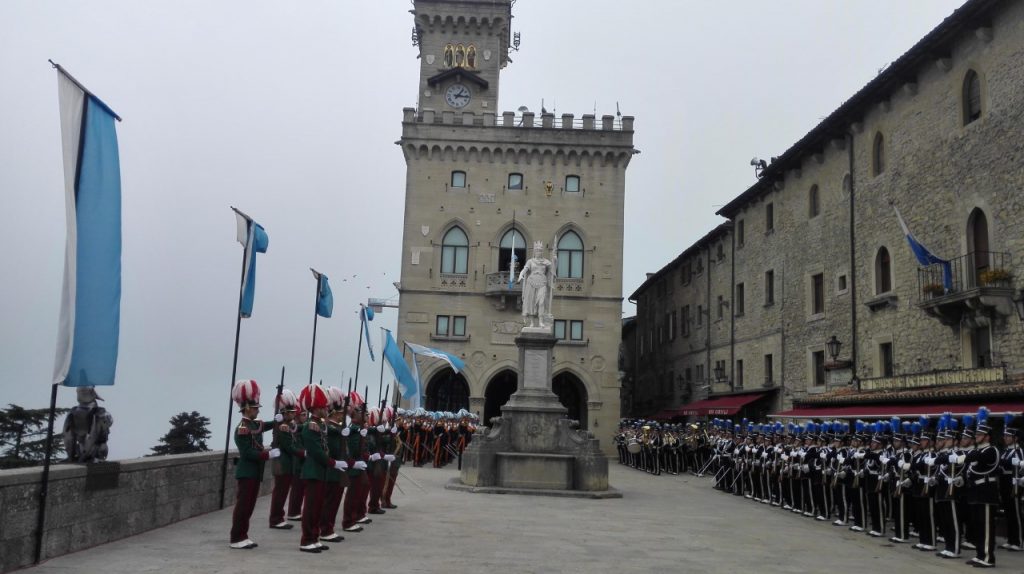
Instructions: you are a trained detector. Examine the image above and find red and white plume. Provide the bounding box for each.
[347,390,365,409]
[232,379,261,408]
[276,388,298,411]
[298,384,329,411]
[326,386,346,410]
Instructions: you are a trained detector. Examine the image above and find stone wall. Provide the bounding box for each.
[0,451,272,573]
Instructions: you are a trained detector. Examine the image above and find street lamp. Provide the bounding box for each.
[826,335,842,362]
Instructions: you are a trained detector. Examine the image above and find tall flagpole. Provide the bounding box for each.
[377,328,386,409]
[33,382,59,564]
[309,273,322,385]
[218,244,248,509]
[353,306,366,389]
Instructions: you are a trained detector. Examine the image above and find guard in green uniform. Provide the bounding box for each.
[229,379,280,550]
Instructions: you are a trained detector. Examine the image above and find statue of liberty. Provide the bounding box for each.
[517,241,556,329]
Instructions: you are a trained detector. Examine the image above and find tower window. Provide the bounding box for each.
[451,171,466,188]
[872,133,885,176]
[507,173,523,190]
[963,69,982,125]
[808,185,820,218]
[565,175,581,193]
[875,247,892,294]
[441,227,469,274]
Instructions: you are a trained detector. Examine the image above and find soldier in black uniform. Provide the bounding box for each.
[910,419,937,551]
[864,422,888,537]
[887,420,912,543]
[999,414,1022,552]
[934,414,963,559]
[964,407,1000,567]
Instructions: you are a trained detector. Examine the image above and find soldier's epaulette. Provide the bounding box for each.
[237,425,251,435]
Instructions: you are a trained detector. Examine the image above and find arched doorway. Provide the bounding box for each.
[484,369,517,426]
[967,208,990,287]
[552,371,588,429]
[424,368,469,412]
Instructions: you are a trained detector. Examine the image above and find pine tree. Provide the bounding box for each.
[0,404,69,469]
[149,411,212,456]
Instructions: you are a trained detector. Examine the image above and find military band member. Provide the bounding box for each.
[934,414,963,559]
[965,407,1000,568]
[887,420,912,543]
[229,379,280,550]
[910,420,937,551]
[381,407,402,510]
[999,414,1022,552]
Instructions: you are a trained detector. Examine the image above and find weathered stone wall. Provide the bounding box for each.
[0,452,272,573]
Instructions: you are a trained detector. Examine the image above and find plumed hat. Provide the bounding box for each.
[299,384,329,411]
[348,390,365,409]
[232,379,261,409]
[275,388,298,412]
[326,386,346,411]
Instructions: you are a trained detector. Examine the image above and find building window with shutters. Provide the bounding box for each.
[963,69,982,125]
[764,354,774,386]
[811,350,826,387]
[875,247,892,294]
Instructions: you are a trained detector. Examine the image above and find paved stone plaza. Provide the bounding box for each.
[22,465,1024,573]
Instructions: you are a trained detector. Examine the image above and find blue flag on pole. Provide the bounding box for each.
[234,209,269,318]
[383,330,417,401]
[312,270,333,318]
[52,65,122,387]
[894,207,953,290]
[361,305,375,361]
[405,342,467,373]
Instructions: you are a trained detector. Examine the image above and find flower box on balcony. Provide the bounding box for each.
[979,268,1012,287]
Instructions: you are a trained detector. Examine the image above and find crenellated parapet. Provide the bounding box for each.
[400,107,636,167]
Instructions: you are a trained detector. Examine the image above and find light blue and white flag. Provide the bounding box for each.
[894,207,952,290]
[360,305,375,361]
[405,342,467,373]
[382,330,418,404]
[52,64,122,387]
[311,269,333,318]
[234,208,269,318]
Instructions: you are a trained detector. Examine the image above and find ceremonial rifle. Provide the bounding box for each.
[271,366,285,449]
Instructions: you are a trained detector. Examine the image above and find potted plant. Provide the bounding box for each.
[979,268,1012,287]
[922,283,945,298]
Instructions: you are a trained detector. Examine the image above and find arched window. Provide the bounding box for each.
[872,133,885,176]
[556,231,584,278]
[565,175,581,193]
[808,184,820,218]
[499,229,526,273]
[963,69,982,125]
[875,246,892,294]
[441,227,469,274]
[450,170,466,188]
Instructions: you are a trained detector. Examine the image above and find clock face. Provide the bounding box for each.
[445,83,471,109]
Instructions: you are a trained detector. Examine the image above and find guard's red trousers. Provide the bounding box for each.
[287,474,305,517]
[383,464,400,506]
[342,472,369,529]
[300,479,326,546]
[230,478,260,543]
[268,473,292,526]
[369,467,385,512]
[320,481,345,536]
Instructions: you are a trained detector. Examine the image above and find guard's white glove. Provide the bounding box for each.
[838,455,846,465]
[901,462,911,471]
[953,476,964,487]
[825,469,833,476]
[384,454,396,462]
[334,460,348,471]
[341,427,351,436]
[1015,477,1024,487]
[1018,459,1024,469]
[781,455,789,462]
[377,425,386,433]
[838,471,847,479]
[353,461,368,471]
[900,479,912,488]
[1012,457,1020,466]
[360,428,368,437]
[268,448,281,459]
[856,470,865,478]
[957,454,966,464]
[274,413,284,423]
[882,474,890,482]
[391,426,399,434]
[925,456,935,466]
[801,464,810,473]
[369,453,382,462]
[880,456,890,466]
[820,452,826,459]
[761,452,768,459]
[855,451,866,460]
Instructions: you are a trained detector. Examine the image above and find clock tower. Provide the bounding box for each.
[411,0,513,114]
[397,0,636,457]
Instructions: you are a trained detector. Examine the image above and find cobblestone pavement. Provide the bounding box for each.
[23,464,1024,573]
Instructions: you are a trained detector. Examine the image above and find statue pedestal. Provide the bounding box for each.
[451,328,620,498]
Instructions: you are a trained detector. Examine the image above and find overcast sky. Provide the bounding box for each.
[0,0,966,459]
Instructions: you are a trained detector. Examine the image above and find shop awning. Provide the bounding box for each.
[768,401,1024,419]
[649,409,683,421]
[680,392,771,416]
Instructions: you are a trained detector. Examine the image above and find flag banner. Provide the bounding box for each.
[405,342,467,373]
[361,305,375,361]
[383,330,417,401]
[235,209,268,318]
[894,207,952,289]
[52,66,122,387]
[312,270,333,318]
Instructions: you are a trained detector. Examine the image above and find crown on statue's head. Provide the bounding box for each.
[533,241,544,250]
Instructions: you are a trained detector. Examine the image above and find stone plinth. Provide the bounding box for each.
[454,328,619,497]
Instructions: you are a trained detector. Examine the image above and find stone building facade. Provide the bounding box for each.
[629,0,1024,421]
[396,0,636,453]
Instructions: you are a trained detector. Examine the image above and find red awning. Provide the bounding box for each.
[769,401,1024,419]
[680,392,770,416]
[649,409,683,421]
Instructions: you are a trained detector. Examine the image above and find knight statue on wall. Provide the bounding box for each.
[62,386,114,463]
[517,240,556,329]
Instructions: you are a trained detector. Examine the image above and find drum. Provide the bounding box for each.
[627,440,642,454]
